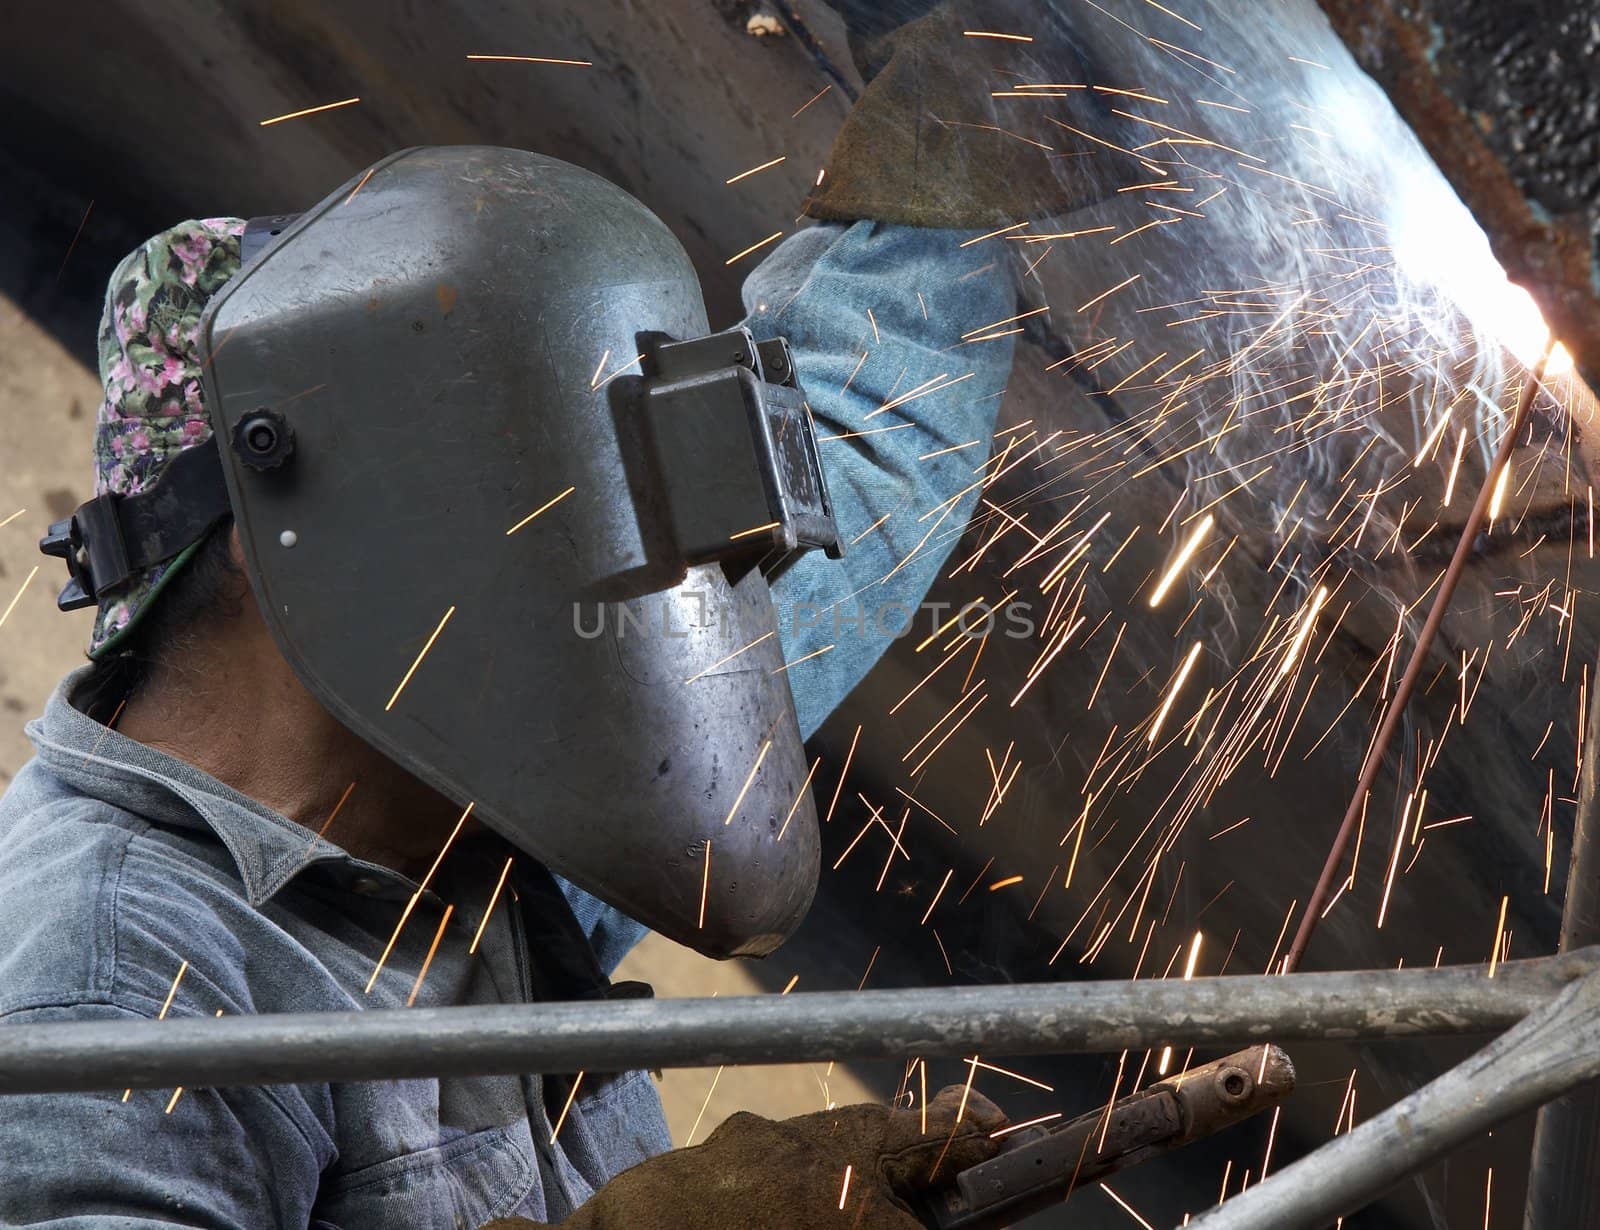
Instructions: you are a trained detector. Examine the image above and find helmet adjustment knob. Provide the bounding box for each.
[233,408,296,471]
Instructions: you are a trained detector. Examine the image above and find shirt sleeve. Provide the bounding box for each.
[739,221,1018,737]
[0,1003,329,1229]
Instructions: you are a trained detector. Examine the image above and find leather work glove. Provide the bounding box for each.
[484,1085,1007,1229]
[805,0,1128,227]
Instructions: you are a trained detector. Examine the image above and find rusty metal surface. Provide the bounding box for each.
[1313,0,1600,391]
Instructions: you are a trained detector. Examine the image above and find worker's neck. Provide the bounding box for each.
[113,608,467,881]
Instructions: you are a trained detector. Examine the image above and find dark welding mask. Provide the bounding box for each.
[57,147,841,958]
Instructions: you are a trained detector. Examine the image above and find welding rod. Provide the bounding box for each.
[0,949,1591,1096]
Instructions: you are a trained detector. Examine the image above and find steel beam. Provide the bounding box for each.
[0,950,1591,1096]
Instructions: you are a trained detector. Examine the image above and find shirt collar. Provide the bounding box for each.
[26,666,393,906]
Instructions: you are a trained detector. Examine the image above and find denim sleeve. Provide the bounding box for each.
[0,1003,326,1228]
[561,223,1016,971]
[741,222,1017,737]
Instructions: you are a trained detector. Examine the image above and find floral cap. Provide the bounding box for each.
[88,217,246,658]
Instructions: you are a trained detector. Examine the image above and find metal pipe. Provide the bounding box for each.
[1524,669,1600,1227]
[1189,965,1600,1230]
[0,950,1591,1096]
[1285,354,1548,972]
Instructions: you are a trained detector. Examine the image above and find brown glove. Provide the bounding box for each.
[804,0,1127,227]
[486,1085,1007,1229]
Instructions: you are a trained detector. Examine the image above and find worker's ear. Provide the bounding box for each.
[227,522,246,569]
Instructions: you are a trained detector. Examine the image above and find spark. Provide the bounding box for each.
[684,1066,724,1145]
[921,868,954,924]
[920,439,982,461]
[1143,0,1201,30]
[825,726,861,823]
[962,305,1050,338]
[1147,514,1213,607]
[963,29,1032,40]
[839,1164,853,1209]
[505,486,576,535]
[123,959,189,1101]
[725,231,784,265]
[1488,895,1509,977]
[258,98,361,126]
[989,874,1023,891]
[0,509,24,530]
[723,740,773,825]
[406,903,454,1006]
[772,643,835,673]
[57,201,94,280]
[1279,585,1329,676]
[778,758,820,841]
[1099,1183,1156,1229]
[725,155,786,184]
[591,352,646,391]
[791,84,832,118]
[1148,642,1204,744]
[1182,930,1203,979]
[550,1071,585,1143]
[384,605,457,710]
[342,167,377,207]
[466,54,592,66]
[684,631,774,683]
[0,566,39,629]
[365,803,473,992]
[730,520,781,540]
[468,857,514,955]
[697,839,712,930]
[992,1112,1064,1137]
[970,1058,1054,1092]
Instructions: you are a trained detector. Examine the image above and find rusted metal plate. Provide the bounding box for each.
[1314,0,1600,390]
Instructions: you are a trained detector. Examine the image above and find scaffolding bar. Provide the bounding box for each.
[1190,965,1600,1229]
[0,950,1592,1096]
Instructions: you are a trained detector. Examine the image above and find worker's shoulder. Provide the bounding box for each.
[0,758,261,1021]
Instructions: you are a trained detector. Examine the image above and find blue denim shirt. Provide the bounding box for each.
[0,221,1013,1227]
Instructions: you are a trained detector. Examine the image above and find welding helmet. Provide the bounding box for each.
[46,147,839,958]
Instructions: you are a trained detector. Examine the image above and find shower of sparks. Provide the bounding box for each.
[466,54,592,66]
[384,605,457,710]
[258,98,361,126]
[505,487,575,535]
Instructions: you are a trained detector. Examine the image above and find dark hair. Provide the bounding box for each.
[75,518,248,724]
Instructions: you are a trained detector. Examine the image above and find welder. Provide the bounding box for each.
[0,5,1115,1225]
